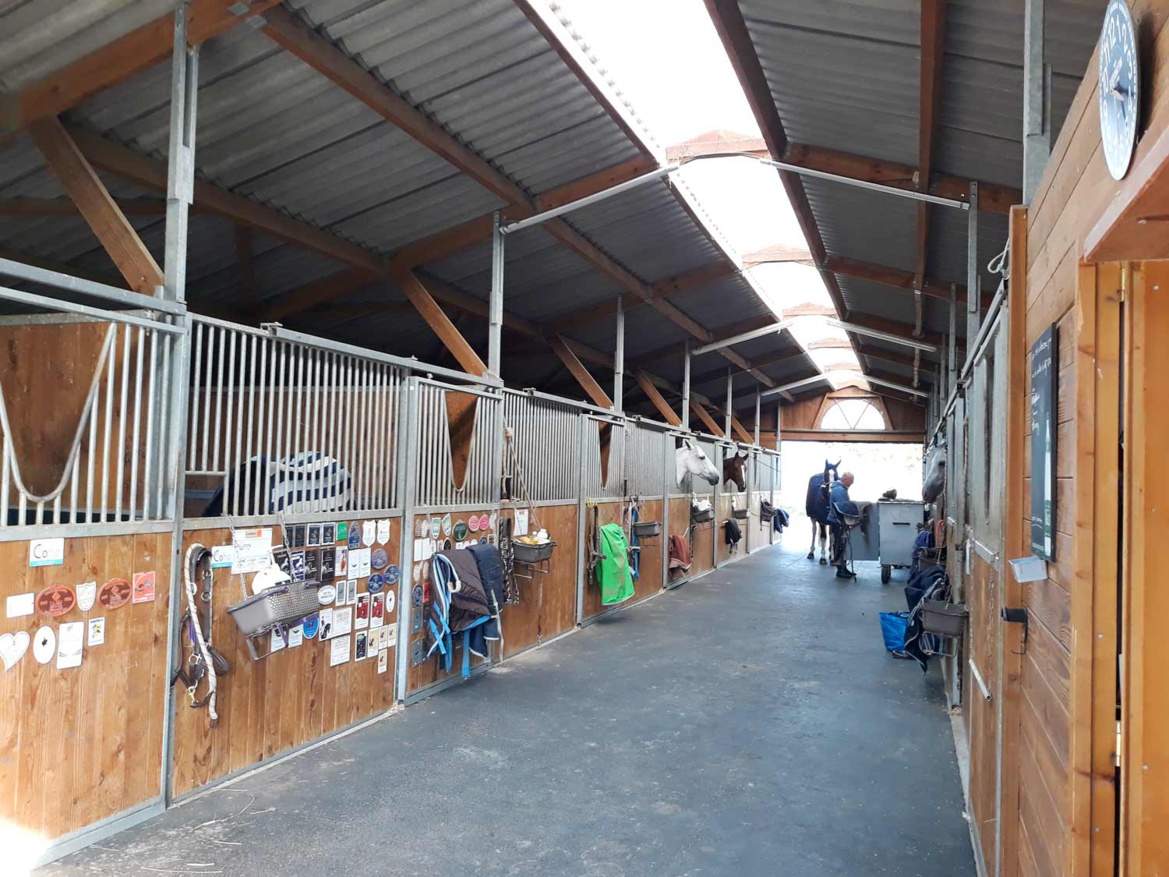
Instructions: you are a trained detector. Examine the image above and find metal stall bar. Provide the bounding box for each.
[681,340,691,431]
[613,295,624,413]
[489,210,503,379]
[966,182,981,366]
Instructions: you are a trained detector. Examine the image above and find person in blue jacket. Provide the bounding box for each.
[826,472,856,579]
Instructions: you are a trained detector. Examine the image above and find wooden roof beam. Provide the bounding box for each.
[633,370,682,426]
[689,401,725,438]
[27,117,163,295]
[16,1,283,126]
[394,269,488,377]
[548,336,614,409]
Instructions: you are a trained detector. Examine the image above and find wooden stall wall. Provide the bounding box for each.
[172,519,400,797]
[690,514,715,579]
[404,509,495,697]
[580,499,624,621]
[0,532,171,840]
[666,497,692,585]
[497,503,578,657]
[630,498,664,602]
[715,492,739,566]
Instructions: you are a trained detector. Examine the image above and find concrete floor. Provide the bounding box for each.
[44,544,974,877]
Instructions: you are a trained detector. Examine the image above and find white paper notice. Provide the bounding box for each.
[269,629,286,653]
[330,634,351,667]
[231,528,273,574]
[333,606,353,637]
[29,537,65,568]
[76,581,96,612]
[87,617,105,647]
[6,592,33,618]
[354,548,371,578]
[362,521,376,547]
[377,648,388,674]
[57,622,83,669]
[515,509,529,537]
[413,538,423,562]
[384,622,397,647]
[376,519,390,545]
[288,624,304,648]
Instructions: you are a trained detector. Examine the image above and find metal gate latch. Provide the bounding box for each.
[1001,606,1029,655]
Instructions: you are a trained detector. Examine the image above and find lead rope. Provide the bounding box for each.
[184,544,219,725]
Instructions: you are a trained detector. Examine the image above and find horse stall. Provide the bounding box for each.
[0,268,184,859]
[579,414,629,623]
[747,449,773,553]
[668,433,718,585]
[402,379,502,703]
[715,442,749,567]
[621,419,671,603]
[497,390,581,657]
[173,317,405,797]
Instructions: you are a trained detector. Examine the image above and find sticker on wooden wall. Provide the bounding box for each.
[441,513,452,537]
[488,513,496,532]
[336,546,348,578]
[348,523,361,550]
[56,622,83,669]
[288,624,304,648]
[371,548,388,571]
[321,524,336,545]
[515,509,529,537]
[29,537,65,568]
[362,520,376,547]
[98,578,132,610]
[385,621,397,645]
[385,565,400,587]
[370,594,384,628]
[289,525,307,549]
[354,548,371,578]
[333,606,352,637]
[329,634,350,667]
[376,519,390,545]
[87,618,105,647]
[367,574,385,594]
[318,608,333,641]
[303,549,320,583]
[355,594,370,630]
[443,539,452,551]
[385,589,396,616]
[317,584,337,606]
[6,592,33,618]
[355,631,368,661]
[269,630,285,654]
[346,579,357,605]
[320,548,336,582]
[0,631,29,670]
[337,522,349,543]
[131,571,156,604]
[211,545,235,568]
[468,515,480,534]
[412,584,424,607]
[290,551,306,582]
[412,562,422,583]
[453,520,468,541]
[36,585,76,618]
[32,626,55,664]
[307,525,322,547]
[377,648,388,674]
[301,615,319,640]
[76,581,96,612]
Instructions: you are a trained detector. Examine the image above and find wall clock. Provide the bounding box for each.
[1099,0,1139,180]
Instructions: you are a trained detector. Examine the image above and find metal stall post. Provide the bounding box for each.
[489,211,504,379]
[575,412,588,624]
[966,182,980,366]
[613,294,624,414]
[681,339,691,431]
[775,399,781,452]
[395,374,421,702]
[754,388,761,447]
[161,3,199,805]
[724,367,732,439]
[661,422,671,588]
[949,283,958,396]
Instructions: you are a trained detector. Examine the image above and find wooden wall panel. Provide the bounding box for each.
[173,519,399,796]
[690,515,715,578]
[405,510,495,696]
[965,553,1000,870]
[0,531,171,839]
[497,503,578,657]
[581,500,622,621]
[630,498,663,602]
[715,494,741,565]
[666,497,691,584]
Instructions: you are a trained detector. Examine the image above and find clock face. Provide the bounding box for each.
[1099,0,1139,180]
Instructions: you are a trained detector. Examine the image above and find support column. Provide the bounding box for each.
[966,182,980,365]
[681,339,691,431]
[163,16,197,304]
[724,367,733,439]
[1022,0,1050,204]
[754,387,761,447]
[489,210,504,378]
[613,294,624,413]
[775,400,782,452]
[948,282,958,395]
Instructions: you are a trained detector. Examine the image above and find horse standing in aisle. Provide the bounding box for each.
[805,459,840,563]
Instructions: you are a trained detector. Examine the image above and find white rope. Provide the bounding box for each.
[184,543,218,724]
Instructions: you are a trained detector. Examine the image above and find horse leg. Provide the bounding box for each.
[807,519,816,559]
[819,522,828,564]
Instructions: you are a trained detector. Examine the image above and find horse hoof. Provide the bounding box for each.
[806,552,815,560]
[819,558,828,565]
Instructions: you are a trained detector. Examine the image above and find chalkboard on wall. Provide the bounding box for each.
[1030,325,1057,560]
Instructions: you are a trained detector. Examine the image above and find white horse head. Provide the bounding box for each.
[923,444,947,503]
[676,438,720,488]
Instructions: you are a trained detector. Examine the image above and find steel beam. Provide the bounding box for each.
[489,210,504,378]
[1022,0,1051,204]
[613,294,625,413]
[681,340,691,430]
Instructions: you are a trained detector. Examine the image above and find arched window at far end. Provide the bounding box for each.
[819,398,886,431]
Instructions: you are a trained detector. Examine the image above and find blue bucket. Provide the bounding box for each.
[879,611,909,653]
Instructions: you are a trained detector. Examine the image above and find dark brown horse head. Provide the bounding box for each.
[723,451,748,492]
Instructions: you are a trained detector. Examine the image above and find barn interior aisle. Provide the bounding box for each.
[41,543,973,877]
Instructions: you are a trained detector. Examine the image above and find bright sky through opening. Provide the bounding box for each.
[549,0,864,388]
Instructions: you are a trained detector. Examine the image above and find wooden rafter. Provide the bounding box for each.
[548,336,614,409]
[17,0,283,125]
[0,197,169,216]
[28,117,163,295]
[633,370,682,426]
[689,401,725,437]
[394,270,488,377]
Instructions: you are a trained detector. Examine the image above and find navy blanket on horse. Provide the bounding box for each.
[805,473,830,524]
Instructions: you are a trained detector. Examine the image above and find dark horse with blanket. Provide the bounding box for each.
[805,459,840,563]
